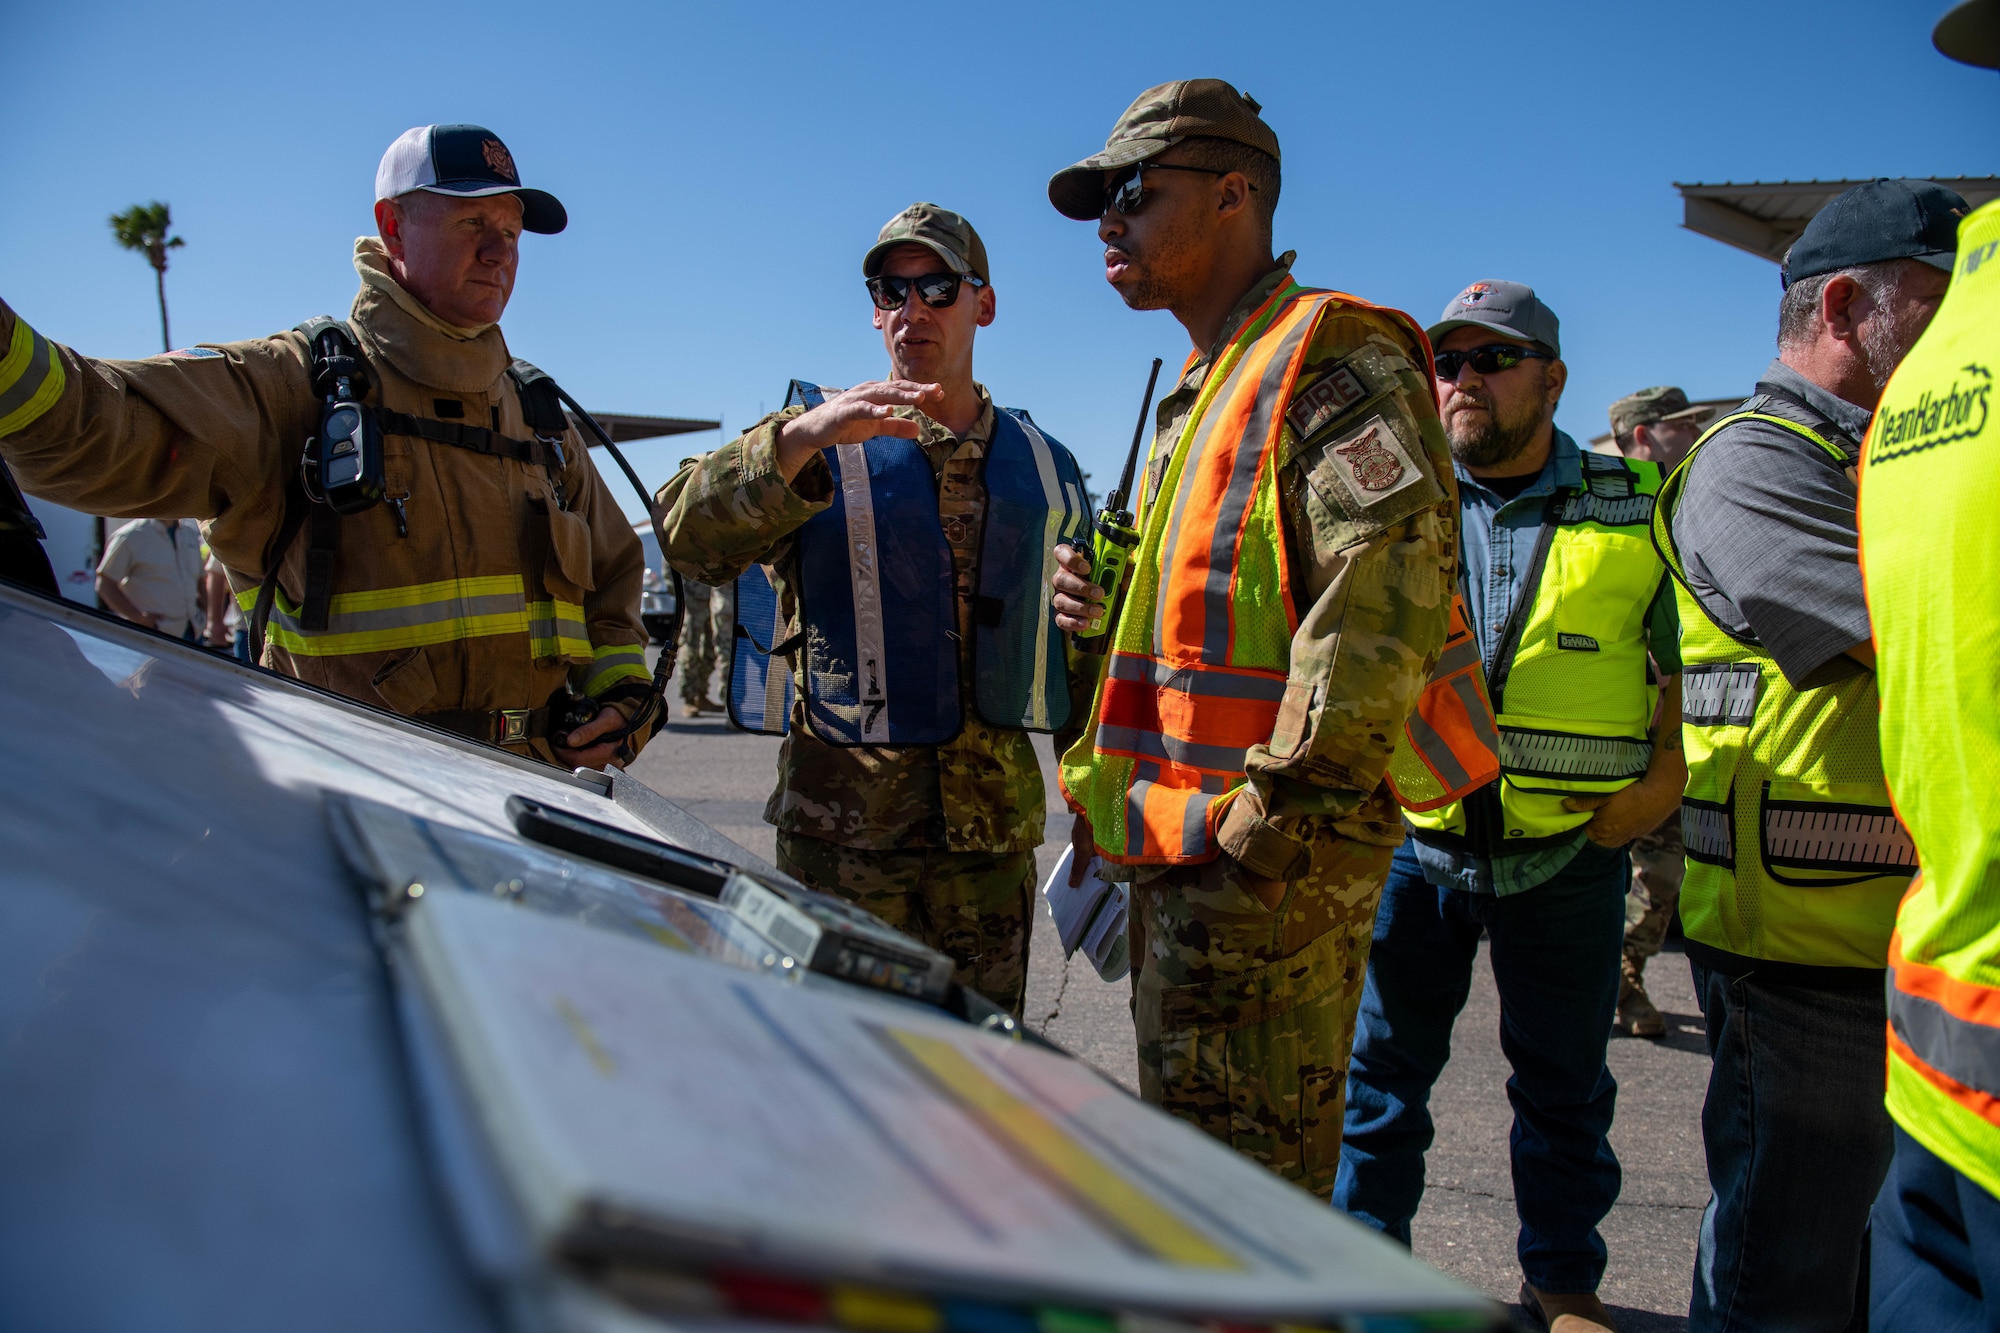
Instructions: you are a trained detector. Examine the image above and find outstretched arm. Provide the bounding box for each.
[0,300,311,538]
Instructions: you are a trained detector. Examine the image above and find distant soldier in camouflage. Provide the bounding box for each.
[1607,385,1713,1037]
[674,577,732,716]
[1047,81,1456,1200]
[653,204,1090,1016]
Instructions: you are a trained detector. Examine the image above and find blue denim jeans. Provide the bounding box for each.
[1690,961,1891,1333]
[1871,1124,2000,1332]
[1334,838,1626,1293]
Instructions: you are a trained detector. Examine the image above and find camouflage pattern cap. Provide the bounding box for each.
[1048,79,1280,221]
[863,202,990,285]
[1608,386,1716,438]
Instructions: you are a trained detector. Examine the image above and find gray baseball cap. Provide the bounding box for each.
[1426,280,1560,356]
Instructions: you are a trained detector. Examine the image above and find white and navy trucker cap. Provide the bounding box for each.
[375,124,567,234]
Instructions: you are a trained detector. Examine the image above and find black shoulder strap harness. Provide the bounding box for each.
[0,455,46,541]
[249,321,683,759]
[250,321,578,658]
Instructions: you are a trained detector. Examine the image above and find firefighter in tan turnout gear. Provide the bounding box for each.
[0,124,658,768]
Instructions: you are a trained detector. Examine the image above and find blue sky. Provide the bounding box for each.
[5,1,1994,521]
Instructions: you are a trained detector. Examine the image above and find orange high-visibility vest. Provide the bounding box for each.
[1060,279,1444,864]
[1386,592,1500,812]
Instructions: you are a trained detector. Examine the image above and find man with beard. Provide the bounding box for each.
[1335,282,1683,1333]
[1047,79,1455,1200]
[1650,179,1961,1333]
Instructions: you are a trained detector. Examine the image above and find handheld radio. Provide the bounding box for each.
[301,328,385,517]
[1073,358,1163,651]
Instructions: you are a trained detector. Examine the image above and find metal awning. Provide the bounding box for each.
[1676,178,2000,263]
[572,410,719,444]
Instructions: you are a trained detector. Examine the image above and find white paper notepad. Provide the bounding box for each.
[398,888,1483,1323]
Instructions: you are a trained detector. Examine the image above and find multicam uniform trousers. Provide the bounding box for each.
[775,831,1034,1019]
[1132,826,1392,1200]
[1624,810,1684,976]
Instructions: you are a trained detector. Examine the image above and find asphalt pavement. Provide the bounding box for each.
[629,664,1710,1331]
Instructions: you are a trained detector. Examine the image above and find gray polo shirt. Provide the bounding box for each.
[1671,360,1873,687]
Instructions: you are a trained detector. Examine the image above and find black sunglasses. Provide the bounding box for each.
[1102,161,1240,218]
[1433,344,1555,380]
[865,270,985,311]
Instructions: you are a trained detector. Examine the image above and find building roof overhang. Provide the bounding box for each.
[1676,178,2000,264]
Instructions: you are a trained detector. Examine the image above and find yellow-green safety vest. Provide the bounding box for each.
[1863,197,2000,1196]
[1406,451,1667,851]
[1652,406,1915,970]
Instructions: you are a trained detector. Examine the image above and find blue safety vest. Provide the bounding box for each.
[728,381,1087,744]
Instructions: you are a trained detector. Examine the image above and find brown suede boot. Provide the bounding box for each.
[1616,955,1665,1038]
[1519,1281,1618,1333]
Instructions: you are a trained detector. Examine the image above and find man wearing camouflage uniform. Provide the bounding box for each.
[654,204,1089,1017]
[1048,81,1455,1201]
[1606,386,1712,1037]
[675,578,731,715]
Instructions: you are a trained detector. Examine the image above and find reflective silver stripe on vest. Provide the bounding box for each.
[1125,767,1225,859]
[1435,630,1483,678]
[1889,985,2000,1104]
[1584,465,1635,499]
[833,442,891,744]
[1017,413,1065,731]
[1683,662,1761,727]
[1093,724,1250,775]
[1106,652,1289,701]
[1682,797,1734,868]
[1499,727,1651,780]
[1557,492,1654,527]
[1763,798,1917,873]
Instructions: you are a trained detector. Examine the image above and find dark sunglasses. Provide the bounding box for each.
[1102,161,1238,217]
[865,270,985,311]
[1433,344,1555,380]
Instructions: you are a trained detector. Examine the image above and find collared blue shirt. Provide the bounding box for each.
[1410,428,1591,896]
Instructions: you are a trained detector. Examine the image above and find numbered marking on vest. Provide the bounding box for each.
[834,441,892,744]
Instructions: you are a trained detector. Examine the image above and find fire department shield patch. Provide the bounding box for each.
[482,138,518,182]
[1320,413,1423,506]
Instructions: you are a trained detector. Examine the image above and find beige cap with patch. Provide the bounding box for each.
[1608,386,1715,438]
[1048,79,1280,221]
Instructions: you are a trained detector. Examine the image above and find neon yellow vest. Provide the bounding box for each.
[1863,199,2000,1194]
[1652,409,1914,969]
[1406,451,1666,850]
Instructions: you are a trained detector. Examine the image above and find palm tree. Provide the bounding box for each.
[109,202,185,352]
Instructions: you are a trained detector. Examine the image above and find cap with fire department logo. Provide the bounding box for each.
[1425,279,1561,357]
[375,124,568,235]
